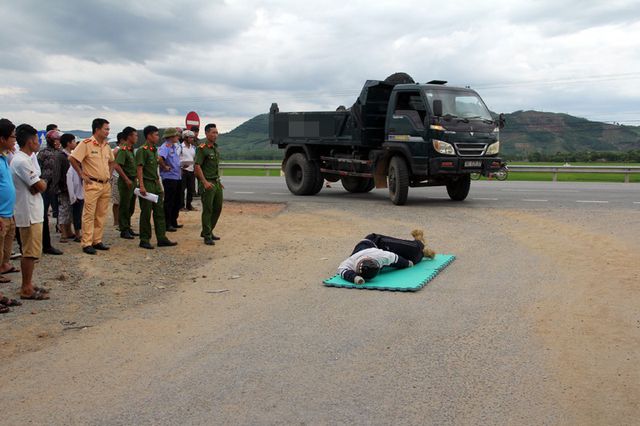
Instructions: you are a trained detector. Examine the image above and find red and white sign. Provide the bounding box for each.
[185,111,200,129]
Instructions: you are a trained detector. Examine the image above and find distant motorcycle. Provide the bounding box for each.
[470,164,508,181]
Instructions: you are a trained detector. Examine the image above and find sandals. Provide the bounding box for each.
[0,304,10,314]
[0,276,10,284]
[0,266,20,274]
[20,288,50,300]
[0,296,22,307]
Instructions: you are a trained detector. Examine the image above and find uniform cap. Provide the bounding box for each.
[162,127,180,139]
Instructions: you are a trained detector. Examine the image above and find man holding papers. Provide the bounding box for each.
[135,126,177,250]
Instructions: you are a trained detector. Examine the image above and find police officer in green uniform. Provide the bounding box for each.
[194,123,223,246]
[136,125,177,249]
[113,126,138,239]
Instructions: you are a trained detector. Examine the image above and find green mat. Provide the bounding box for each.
[323,254,456,292]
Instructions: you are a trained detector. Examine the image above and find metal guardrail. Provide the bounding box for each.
[220,162,640,182]
[509,165,640,183]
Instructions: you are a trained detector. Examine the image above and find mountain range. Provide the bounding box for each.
[67,110,640,160]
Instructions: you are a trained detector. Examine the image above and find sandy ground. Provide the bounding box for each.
[0,199,638,424]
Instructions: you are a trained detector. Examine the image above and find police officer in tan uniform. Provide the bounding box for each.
[69,118,114,255]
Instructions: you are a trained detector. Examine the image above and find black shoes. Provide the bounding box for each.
[92,243,110,251]
[139,241,155,250]
[82,246,97,255]
[157,239,177,247]
[129,230,140,237]
[43,247,63,255]
[204,237,215,246]
[120,230,134,240]
[175,224,184,228]
[212,234,221,241]
[166,226,177,232]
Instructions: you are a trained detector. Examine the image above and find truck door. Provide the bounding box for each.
[387,90,427,140]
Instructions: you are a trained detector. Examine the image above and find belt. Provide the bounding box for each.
[89,177,109,184]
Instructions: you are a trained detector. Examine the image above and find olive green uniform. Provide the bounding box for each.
[115,146,137,233]
[135,143,167,243]
[195,143,223,238]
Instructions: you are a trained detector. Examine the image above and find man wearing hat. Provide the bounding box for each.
[136,125,177,249]
[157,127,182,232]
[36,129,64,255]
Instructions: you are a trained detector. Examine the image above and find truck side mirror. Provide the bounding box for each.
[432,100,443,117]
[498,113,505,129]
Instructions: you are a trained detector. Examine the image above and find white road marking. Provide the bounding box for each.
[234,191,255,194]
[522,199,548,202]
[576,200,608,203]
[633,202,640,204]
[473,197,499,201]
[269,192,289,195]
[501,189,579,193]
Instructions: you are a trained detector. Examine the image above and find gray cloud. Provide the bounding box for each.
[1,0,639,131]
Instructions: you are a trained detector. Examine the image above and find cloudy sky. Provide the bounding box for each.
[1,0,639,133]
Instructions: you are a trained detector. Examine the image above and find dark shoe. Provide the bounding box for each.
[92,242,110,251]
[166,226,177,232]
[73,236,82,243]
[82,246,97,255]
[120,231,134,240]
[175,224,184,228]
[204,237,215,246]
[129,230,139,236]
[139,241,155,250]
[43,246,63,255]
[212,234,221,241]
[158,239,177,247]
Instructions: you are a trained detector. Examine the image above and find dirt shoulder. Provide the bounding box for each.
[0,201,287,359]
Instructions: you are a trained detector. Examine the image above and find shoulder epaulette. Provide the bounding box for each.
[199,144,205,149]
[82,138,92,144]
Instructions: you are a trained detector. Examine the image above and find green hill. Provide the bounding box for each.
[216,110,640,161]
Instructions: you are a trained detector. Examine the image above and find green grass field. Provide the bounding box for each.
[219,162,639,182]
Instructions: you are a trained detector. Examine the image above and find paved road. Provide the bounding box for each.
[222,177,640,209]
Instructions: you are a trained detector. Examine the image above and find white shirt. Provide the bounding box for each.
[67,156,84,204]
[11,151,44,227]
[179,143,196,172]
[337,247,398,278]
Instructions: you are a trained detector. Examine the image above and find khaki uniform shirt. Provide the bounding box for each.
[194,143,220,180]
[70,136,114,182]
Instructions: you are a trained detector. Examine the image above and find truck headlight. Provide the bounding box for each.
[433,139,455,155]
[486,141,500,155]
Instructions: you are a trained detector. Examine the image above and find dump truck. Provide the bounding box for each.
[269,73,504,205]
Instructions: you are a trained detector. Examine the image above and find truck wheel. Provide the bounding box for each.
[446,175,471,201]
[309,162,324,195]
[285,153,317,195]
[341,177,375,193]
[388,156,409,205]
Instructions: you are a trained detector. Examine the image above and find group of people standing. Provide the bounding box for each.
[0,117,224,313]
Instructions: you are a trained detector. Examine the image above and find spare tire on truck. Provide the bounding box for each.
[446,175,471,201]
[284,153,319,195]
[384,72,415,85]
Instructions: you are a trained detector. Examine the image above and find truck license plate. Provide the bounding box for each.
[465,161,481,167]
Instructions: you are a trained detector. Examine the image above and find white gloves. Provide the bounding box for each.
[354,276,365,285]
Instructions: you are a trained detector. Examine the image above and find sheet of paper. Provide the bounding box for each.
[134,188,159,203]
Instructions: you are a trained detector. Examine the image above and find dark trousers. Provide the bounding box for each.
[139,179,166,243]
[42,191,55,250]
[162,179,182,228]
[118,176,136,232]
[72,200,84,231]
[353,233,425,264]
[199,182,223,238]
[180,170,195,209]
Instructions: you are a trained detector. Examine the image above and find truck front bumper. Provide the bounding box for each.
[429,157,503,175]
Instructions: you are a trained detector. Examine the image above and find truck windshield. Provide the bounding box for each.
[423,88,493,121]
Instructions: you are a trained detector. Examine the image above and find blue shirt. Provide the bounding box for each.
[0,154,16,218]
[157,142,181,180]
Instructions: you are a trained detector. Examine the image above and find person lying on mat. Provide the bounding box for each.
[337,229,436,285]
